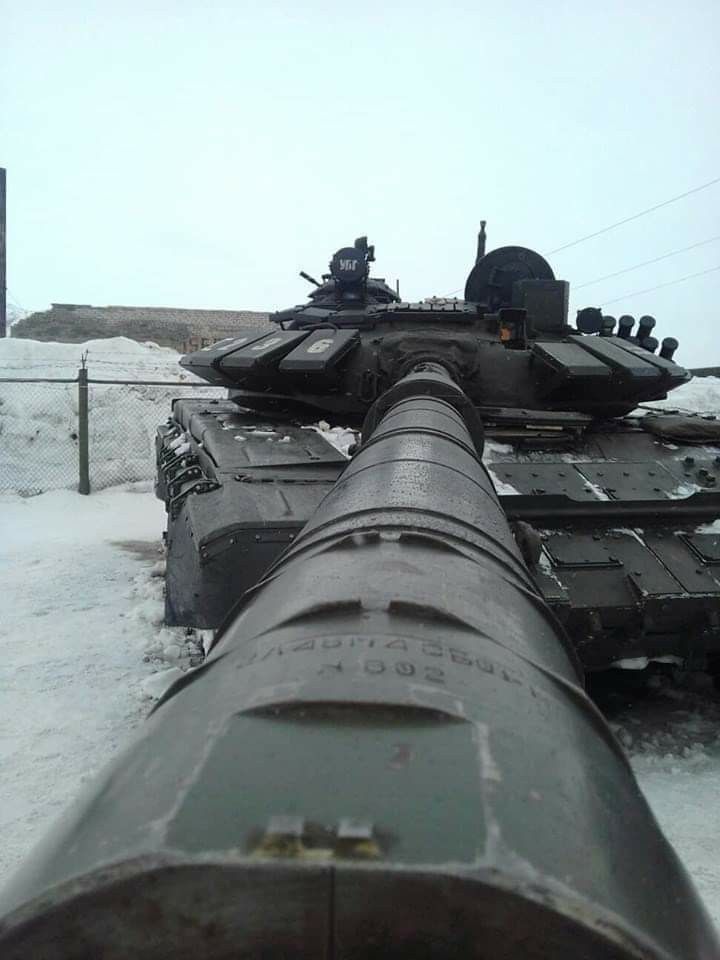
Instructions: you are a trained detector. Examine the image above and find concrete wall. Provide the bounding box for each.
[12,305,271,352]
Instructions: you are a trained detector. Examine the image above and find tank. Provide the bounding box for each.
[159,228,720,673]
[2,229,719,958]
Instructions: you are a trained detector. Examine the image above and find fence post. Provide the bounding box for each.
[78,365,90,494]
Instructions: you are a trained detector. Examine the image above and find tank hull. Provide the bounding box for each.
[157,396,720,669]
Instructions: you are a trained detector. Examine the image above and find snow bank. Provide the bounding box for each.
[0,336,357,496]
[0,337,220,494]
[0,335,191,379]
[645,375,720,416]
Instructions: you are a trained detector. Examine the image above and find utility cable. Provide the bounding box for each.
[546,175,720,255]
[600,264,720,306]
[575,235,720,289]
[439,176,720,296]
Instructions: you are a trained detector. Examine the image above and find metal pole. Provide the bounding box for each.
[475,219,487,262]
[0,168,6,338]
[78,365,90,494]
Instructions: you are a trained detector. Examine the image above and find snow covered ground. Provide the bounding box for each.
[2,338,720,932]
[0,485,171,874]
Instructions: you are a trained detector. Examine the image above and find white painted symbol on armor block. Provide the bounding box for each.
[339,259,358,271]
[307,338,333,354]
[201,337,235,352]
[251,337,283,352]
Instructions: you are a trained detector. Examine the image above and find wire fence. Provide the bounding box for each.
[2,365,717,497]
[0,369,225,496]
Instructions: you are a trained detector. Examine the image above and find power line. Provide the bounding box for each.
[547,175,720,255]
[575,235,720,289]
[600,264,720,307]
[438,177,720,297]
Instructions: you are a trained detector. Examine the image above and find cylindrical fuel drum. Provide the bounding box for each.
[0,374,717,959]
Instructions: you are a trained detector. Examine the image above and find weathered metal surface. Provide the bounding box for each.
[1,376,717,957]
[157,236,720,667]
[178,239,690,419]
[157,406,720,667]
[158,399,347,627]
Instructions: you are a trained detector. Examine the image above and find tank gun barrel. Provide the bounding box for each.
[0,370,716,958]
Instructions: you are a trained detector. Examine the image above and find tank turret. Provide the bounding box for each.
[180,230,689,421]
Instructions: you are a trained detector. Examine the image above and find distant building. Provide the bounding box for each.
[11,303,271,353]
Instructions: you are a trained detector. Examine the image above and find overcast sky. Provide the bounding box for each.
[2,0,719,365]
